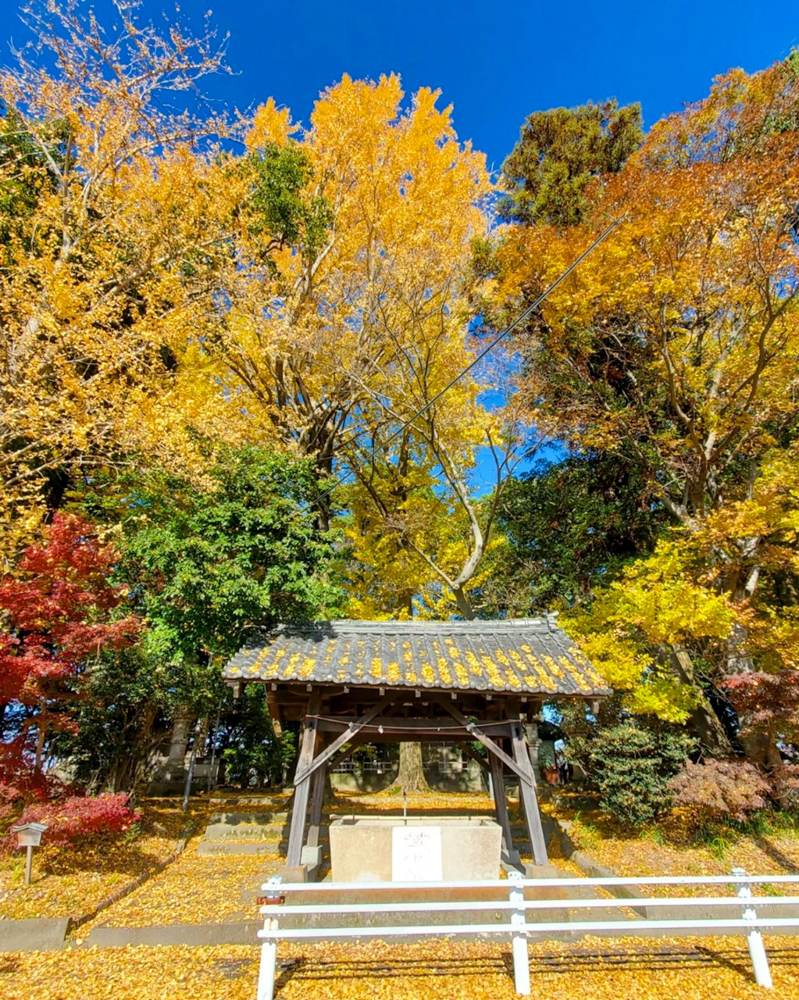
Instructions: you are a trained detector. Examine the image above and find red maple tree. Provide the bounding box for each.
[0,513,140,802]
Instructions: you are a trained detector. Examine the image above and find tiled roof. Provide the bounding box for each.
[222,617,610,698]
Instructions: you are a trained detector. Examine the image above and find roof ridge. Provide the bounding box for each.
[273,617,555,630]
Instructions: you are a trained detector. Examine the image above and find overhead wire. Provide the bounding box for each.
[314,214,626,507]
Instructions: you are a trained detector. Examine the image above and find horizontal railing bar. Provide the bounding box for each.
[260,896,799,917]
[262,875,799,893]
[258,917,799,941]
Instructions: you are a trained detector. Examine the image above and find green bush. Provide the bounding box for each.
[578,722,695,827]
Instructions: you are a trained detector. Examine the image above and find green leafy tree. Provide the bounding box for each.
[219,685,297,789]
[484,451,666,615]
[51,647,172,792]
[498,99,643,227]
[120,447,340,671]
[564,700,696,826]
[67,447,341,789]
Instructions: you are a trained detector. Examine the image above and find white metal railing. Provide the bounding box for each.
[255,870,799,1000]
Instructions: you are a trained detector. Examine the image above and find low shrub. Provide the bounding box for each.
[668,759,770,825]
[578,723,695,827]
[8,792,141,848]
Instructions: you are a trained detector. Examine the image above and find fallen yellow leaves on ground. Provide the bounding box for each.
[3,936,799,1000]
[548,798,799,898]
[85,845,279,930]
[0,802,196,921]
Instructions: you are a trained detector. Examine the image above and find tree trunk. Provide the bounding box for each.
[396,742,430,792]
[670,647,733,756]
[34,724,46,776]
[453,586,475,620]
[725,620,781,767]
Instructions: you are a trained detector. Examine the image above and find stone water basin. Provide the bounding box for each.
[329,814,502,882]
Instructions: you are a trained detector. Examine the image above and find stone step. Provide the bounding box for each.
[0,917,70,953]
[197,841,287,857]
[208,811,292,825]
[208,796,287,805]
[204,824,290,842]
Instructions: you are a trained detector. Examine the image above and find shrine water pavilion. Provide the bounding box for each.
[222,616,609,876]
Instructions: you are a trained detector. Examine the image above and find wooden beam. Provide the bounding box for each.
[286,691,321,867]
[316,717,512,735]
[432,698,534,788]
[510,719,548,866]
[327,733,367,768]
[292,692,399,786]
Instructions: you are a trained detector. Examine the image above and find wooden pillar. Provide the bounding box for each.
[489,751,518,865]
[306,754,327,851]
[524,718,542,783]
[510,720,548,866]
[286,691,321,867]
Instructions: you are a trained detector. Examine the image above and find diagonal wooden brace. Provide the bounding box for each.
[292,692,398,786]
[434,698,535,789]
[510,720,548,866]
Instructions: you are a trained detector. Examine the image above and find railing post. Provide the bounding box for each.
[257,918,279,1000]
[257,876,284,1000]
[732,866,773,989]
[509,870,531,995]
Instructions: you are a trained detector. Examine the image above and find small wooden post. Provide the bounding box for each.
[286,691,321,867]
[12,822,47,887]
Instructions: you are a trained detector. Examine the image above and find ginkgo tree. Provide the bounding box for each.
[0,0,240,562]
[0,1,515,795]
[197,73,517,618]
[209,75,517,787]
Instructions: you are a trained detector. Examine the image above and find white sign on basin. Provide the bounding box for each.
[391,825,443,881]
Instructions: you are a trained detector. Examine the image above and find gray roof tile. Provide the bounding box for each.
[223,617,610,698]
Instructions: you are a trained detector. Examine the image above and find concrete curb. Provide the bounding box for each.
[0,917,70,953]
[84,921,262,948]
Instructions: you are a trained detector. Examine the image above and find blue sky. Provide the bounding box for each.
[1,0,796,173]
